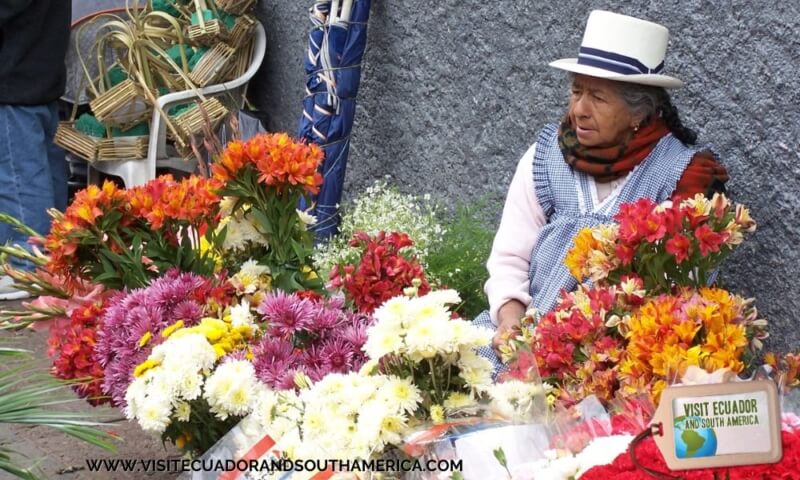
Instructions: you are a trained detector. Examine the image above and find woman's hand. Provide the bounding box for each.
[492,299,527,356]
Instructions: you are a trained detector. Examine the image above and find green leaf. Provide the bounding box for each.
[493,447,508,467]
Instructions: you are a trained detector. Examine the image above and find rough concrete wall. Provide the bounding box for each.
[253,0,800,353]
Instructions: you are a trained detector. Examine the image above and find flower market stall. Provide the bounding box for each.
[2,124,800,480]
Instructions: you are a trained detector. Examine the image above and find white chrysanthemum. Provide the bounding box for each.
[372,295,411,328]
[443,392,475,411]
[175,401,191,422]
[232,259,271,294]
[204,360,259,420]
[222,212,269,252]
[404,318,452,357]
[380,377,422,414]
[405,300,451,329]
[363,323,404,359]
[459,365,493,387]
[155,333,217,372]
[124,375,148,419]
[229,299,255,328]
[420,289,461,306]
[136,394,173,432]
[175,370,203,401]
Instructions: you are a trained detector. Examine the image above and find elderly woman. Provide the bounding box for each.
[475,10,729,366]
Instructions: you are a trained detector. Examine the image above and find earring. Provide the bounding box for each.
[633,124,640,132]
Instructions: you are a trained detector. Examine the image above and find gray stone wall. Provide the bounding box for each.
[252,1,800,353]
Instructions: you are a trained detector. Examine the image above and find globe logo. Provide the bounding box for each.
[673,416,718,458]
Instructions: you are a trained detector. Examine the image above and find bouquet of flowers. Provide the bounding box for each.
[212,132,324,293]
[124,314,258,455]
[313,180,444,280]
[505,194,765,408]
[565,193,756,292]
[330,231,431,314]
[250,291,372,390]
[47,175,223,290]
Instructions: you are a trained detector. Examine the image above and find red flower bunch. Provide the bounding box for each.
[128,174,222,230]
[47,302,107,406]
[330,231,430,314]
[581,429,800,480]
[212,132,323,195]
[504,284,631,406]
[566,194,756,293]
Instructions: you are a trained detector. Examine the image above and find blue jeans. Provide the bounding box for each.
[0,102,68,270]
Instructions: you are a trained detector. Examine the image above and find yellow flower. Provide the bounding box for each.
[161,320,184,338]
[138,331,153,348]
[564,228,598,281]
[133,358,161,377]
[199,235,222,272]
[429,405,445,425]
[175,434,187,450]
[301,265,318,280]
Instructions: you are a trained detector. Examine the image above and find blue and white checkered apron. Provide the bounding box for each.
[475,123,712,373]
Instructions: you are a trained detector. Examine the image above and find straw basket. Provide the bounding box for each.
[89,79,152,130]
[187,19,226,46]
[187,0,229,46]
[226,15,257,49]
[54,122,100,162]
[216,0,256,15]
[189,44,236,87]
[171,97,229,143]
[96,136,149,161]
[225,36,255,81]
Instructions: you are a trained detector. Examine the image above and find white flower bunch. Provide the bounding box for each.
[363,290,494,384]
[313,180,445,279]
[229,259,271,297]
[204,360,261,420]
[479,380,554,421]
[301,373,422,461]
[125,333,217,433]
[217,197,269,253]
[523,434,633,480]
[238,372,422,464]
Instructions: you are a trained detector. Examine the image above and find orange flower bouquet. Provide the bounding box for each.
[212,132,324,292]
[41,175,223,290]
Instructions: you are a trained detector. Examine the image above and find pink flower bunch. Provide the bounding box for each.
[252,291,372,389]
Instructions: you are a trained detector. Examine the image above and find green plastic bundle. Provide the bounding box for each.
[112,122,149,137]
[75,113,106,138]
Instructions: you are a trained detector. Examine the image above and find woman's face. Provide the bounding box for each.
[567,75,641,148]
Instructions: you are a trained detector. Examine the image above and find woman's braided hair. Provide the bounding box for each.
[612,81,698,145]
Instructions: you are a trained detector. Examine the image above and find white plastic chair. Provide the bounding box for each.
[77,21,266,187]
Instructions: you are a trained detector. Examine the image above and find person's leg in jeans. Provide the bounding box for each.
[0,102,67,272]
[45,102,68,213]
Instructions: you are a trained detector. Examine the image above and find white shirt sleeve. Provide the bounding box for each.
[484,143,548,325]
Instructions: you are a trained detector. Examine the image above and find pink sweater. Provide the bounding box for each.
[484,144,628,324]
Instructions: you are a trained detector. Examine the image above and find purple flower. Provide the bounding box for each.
[275,367,309,391]
[318,337,356,373]
[258,291,315,338]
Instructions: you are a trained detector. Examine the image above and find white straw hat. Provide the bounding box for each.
[549,10,684,89]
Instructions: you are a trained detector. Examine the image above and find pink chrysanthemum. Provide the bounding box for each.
[257,291,315,338]
[251,292,373,390]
